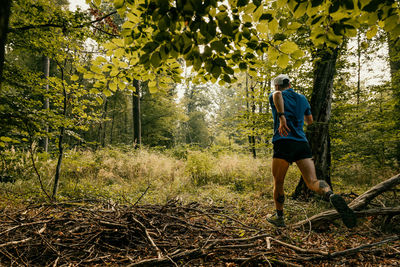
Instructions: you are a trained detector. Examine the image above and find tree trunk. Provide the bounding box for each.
[251,84,256,158]
[52,66,67,199]
[293,48,339,200]
[356,30,361,106]
[245,73,256,157]
[388,34,400,167]
[42,56,50,152]
[110,100,115,145]
[133,79,141,148]
[0,0,11,85]
[101,96,108,147]
[96,95,108,149]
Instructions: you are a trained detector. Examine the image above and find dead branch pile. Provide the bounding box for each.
[0,199,399,266]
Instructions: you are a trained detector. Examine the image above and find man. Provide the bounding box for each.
[267,74,356,228]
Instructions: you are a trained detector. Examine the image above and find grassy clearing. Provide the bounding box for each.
[0,147,397,227]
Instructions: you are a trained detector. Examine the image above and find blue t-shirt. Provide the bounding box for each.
[269,88,311,143]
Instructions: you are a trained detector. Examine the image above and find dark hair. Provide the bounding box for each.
[278,78,290,90]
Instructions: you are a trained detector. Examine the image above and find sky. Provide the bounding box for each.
[69,0,89,11]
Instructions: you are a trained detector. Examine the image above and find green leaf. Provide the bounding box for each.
[269,19,279,34]
[120,61,129,68]
[122,20,135,29]
[150,52,161,67]
[280,41,299,54]
[277,54,289,68]
[383,15,399,32]
[96,96,103,105]
[211,65,221,79]
[256,21,268,33]
[237,0,249,7]
[84,72,94,79]
[366,25,378,39]
[294,2,307,18]
[110,69,119,76]
[293,60,302,69]
[287,22,302,30]
[103,89,112,97]
[71,74,79,81]
[291,49,304,59]
[90,65,102,73]
[311,0,323,7]
[114,0,124,9]
[253,5,263,21]
[109,82,117,91]
[115,48,125,58]
[149,85,158,94]
[276,0,287,8]
[267,46,279,62]
[0,136,12,142]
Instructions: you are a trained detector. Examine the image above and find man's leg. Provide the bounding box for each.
[267,158,289,227]
[295,158,332,196]
[296,158,357,228]
[272,158,289,210]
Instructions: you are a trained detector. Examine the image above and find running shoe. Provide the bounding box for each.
[330,194,357,228]
[266,213,286,227]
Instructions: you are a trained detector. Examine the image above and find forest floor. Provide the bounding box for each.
[0,197,398,266]
[0,149,399,265]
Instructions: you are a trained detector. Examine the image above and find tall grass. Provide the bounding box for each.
[0,147,274,204]
[0,146,392,208]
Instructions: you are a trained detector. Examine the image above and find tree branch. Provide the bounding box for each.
[8,11,117,33]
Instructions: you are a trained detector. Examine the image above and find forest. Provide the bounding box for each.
[0,0,399,265]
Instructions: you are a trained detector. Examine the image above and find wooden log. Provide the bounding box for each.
[293,174,400,229]
[349,173,400,210]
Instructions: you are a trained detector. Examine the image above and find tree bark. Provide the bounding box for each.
[251,82,256,158]
[133,79,141,148]
[356,30,361,106]
[245,73,256,158]
[42,56,50,152]
[293,47,339,199]
[52,65,67,199]
[0,0,11,85]
[388,34,400,167]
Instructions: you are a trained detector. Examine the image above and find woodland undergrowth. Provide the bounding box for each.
[0,147,399,265]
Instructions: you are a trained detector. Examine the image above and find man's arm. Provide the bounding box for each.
[304,114,313,125]
[272,91,290,137]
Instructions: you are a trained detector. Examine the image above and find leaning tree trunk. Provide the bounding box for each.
[132,79,141,148]
[388,34,400,167]
[0,0,11,85]
[293,47,339,200]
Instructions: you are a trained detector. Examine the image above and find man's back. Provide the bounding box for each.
[269,88,311,143]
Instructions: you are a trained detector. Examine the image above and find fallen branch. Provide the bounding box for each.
[269,237,329,256]
[0,237,32,248]
[349,173,400,210]
[329,235,399,258]
[128,248,203,267]
[130,215,163,259]
[293,174,400,229]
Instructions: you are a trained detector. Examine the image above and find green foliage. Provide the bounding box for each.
[331,82,399,181]
[185,151,214,186]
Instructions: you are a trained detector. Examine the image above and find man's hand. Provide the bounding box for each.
[278,116,290,137]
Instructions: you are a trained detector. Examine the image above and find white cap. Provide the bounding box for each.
[274,74,290,85]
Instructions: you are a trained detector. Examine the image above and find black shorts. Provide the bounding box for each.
[273,139,312,164]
